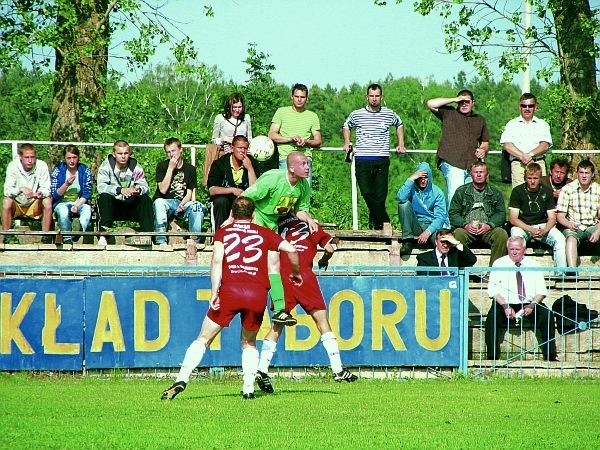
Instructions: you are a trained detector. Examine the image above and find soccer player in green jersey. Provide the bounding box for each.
[244,151,317,325]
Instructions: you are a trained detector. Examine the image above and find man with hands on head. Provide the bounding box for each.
[416,228,477,275]
[396,161,448,256]
[427,89,489,205]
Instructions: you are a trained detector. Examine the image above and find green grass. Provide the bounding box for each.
[1,373,598,449]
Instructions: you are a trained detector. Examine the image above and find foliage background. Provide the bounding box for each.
[0,60,563,229]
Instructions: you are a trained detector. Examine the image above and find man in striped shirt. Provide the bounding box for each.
[343,83,406,230]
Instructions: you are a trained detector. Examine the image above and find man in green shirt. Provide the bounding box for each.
[268,83,322,184]
[244,151,318,325]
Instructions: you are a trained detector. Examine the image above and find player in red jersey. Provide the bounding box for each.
[161,197,301,400]
[255,214,357,393]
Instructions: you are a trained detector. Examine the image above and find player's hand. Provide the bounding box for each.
[318,257,329,271]
[210,295,220,310]
[307,218,318,233]
[289,273,303,286]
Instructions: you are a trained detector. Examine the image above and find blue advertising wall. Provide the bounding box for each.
[0,274,465,370]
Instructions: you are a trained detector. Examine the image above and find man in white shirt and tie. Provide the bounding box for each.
[485,236,557,361]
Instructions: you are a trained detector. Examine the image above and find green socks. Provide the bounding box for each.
[268,274,285,312]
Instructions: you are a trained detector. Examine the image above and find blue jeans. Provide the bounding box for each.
[438,160,472,206]
[511,225,566,267]
[54,202,92,243]
[279,157,312,185]
[153,199,204,244]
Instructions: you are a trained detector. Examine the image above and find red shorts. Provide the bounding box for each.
[282,272,326,313]
[207,284,269,331]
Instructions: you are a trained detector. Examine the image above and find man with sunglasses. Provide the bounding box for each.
[500,93,553,188]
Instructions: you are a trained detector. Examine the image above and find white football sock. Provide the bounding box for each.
[175,339,206,383]
[242,346,259,394]
[321,331,343,373]
[257,339,277,373]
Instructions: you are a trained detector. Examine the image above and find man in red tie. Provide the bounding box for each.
[485,236,557,361]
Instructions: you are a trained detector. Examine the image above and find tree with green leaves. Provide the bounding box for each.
[377,0,599,150]
[0,0,209,142]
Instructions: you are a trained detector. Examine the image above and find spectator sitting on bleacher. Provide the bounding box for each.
[96,140,153,245]
[153,137,205,246]
[556,159,600,268]
[396,161,449,256]
[485,236,557,361]
[207,135,258,230]
[2,143,52,244]
[449,160,508,266]
[416,228,476,275]
[541,157,572,208]
[50,145,94,244]
[508,162,566,268]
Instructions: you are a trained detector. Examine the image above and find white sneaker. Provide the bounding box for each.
[97,236,107,246]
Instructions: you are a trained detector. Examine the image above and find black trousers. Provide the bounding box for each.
[97,193,154,232]
[485,301,557,360]
[211,194,236,230]
[355,158,390,230]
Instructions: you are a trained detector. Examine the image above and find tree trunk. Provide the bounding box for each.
[50,0,110,145]
[552,0,599,152]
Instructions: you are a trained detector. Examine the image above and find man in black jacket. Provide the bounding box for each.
[207,135,259,229]
[417,228,477,275]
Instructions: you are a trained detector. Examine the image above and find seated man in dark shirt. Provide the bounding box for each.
[207,135,259,230]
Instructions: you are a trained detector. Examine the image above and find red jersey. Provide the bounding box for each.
[214,220,283,290]
[278,216,332,276]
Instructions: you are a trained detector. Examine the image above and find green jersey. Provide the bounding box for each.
[243,169,311,231]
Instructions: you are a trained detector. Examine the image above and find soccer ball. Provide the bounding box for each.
[248,135,275,162]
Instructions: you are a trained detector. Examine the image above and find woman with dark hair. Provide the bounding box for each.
[50,145,94,244]
[203,92,253,186]
[212,93,253,153]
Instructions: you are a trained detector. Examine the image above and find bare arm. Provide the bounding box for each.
[427,96,463,112]
[268,122,293,145]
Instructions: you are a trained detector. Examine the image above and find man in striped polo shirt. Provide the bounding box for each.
[343,83,406,230]
[268,83,322,185]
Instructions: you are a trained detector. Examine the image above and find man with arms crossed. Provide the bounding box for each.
[161,197,301,400]
[427,89,489,205]
[2,143,52,243]
[244,151,317,325]
[343,83,406,230]
[255,213,357,394]
[269,83,322,182]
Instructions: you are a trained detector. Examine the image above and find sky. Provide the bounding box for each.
[114,0,483,88]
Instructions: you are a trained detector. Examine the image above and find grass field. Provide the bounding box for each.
[1,372,598,449]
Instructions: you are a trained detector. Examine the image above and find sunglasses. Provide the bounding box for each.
[520,104,535,109]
